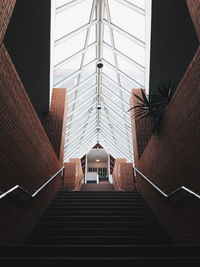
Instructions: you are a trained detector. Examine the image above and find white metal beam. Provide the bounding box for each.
[103,41,145,72]
[56,0,86,14]
[68,84,96,107]
[101,95,131,122]
[68,72,96,95]
[54,42,97,71]
[64,137,97,161]
[55,20,98,46]
[100,141,118,158]
[66,109,96,136]
[99,124,131,156]
[65,126,97,154]
[67,0,97,143]
[100,132,132,161]
[100,111,131,139]
[66,138,96,160]
[67,92,97,117]
[103,19,145,48]
[103,58,144,87]
[100,115,132,143]
[66,121,97,148]
[66,132,97,157]
[114,0,145,16]
[102,72,131,95]
[66,120,96,146]
[54,59,96,87]
[67,106,93,127]
[100,123,132,154]
[101,83,130,107]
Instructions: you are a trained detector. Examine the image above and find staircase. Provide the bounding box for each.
[1,190,200,265]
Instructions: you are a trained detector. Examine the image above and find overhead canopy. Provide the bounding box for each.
[53,0,151,162]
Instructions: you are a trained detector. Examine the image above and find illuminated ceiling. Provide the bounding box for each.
[53,0,151,162]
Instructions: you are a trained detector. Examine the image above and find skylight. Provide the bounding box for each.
[52,0,151,162]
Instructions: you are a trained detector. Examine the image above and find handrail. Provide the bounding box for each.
[134,167,200,199]
[112,176,125,191]
[0,167,65,200]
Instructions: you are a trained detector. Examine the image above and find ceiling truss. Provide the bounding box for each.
[53,0,147,162]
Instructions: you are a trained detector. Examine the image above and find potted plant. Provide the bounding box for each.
[128,81,174,133]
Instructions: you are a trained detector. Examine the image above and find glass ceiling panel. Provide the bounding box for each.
[128,0,145,9]
[84,46,96,65]
[119,74,138,90]
[101,88,122,110]
[102,46,115,66]
[117,55,145,86]
[55,0,93,40]
[112,30,145,66]
[88,24,96,45]
[102,64,118,83]
[108,0,145,42]
[80,61,96,81]
[54,54,82,85]
[103,24,112,45]
[56,0,74,6]
[61,75,79,90]
[54,30,86,65]
[53,0,151,163]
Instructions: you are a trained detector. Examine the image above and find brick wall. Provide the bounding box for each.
[0,0,16,43]
[63,158,83,190]
[42,88,68,163]
[112,159,134,191]
[131,2,200,244]
[186,0,200,40]
[130,89,152,163]
[0,1,61,244]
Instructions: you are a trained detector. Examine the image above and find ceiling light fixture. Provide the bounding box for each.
[97,59,103,68]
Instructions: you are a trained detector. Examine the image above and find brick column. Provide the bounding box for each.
[42,88,68,164]
[63,158,83,190]
[130,89,152,165]
[0,0,16,43]
[112,159,134,191]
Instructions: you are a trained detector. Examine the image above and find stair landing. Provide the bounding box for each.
[81,183,115,191]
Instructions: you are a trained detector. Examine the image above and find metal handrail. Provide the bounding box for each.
[0,167,65,200]
[134,167,200,199]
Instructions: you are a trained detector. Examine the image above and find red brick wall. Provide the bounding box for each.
[130,89,152,163]
[131,2,200,244]
[0,2,61,244]
[0,0,16,43]
[42,88,68,163]
[186,0,200,40]
[112,159,134,191]
[63,158,83,190]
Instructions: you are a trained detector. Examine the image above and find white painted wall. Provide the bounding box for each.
[85,172,99,183]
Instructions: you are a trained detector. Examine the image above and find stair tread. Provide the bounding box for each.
[25,190,175,254]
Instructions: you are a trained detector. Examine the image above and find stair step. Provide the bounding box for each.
[27,235,173,245]
[1,257,200,266]
[1,245,199,258]
[40,215,158,223]
[44,210,155,216]
[56,194,143,200]
[57,191,137,195]
[32,221,163,229]
[51,198,147,205]
[30,228,169,236]
[45,206,152,212]
[48,203,149,208]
